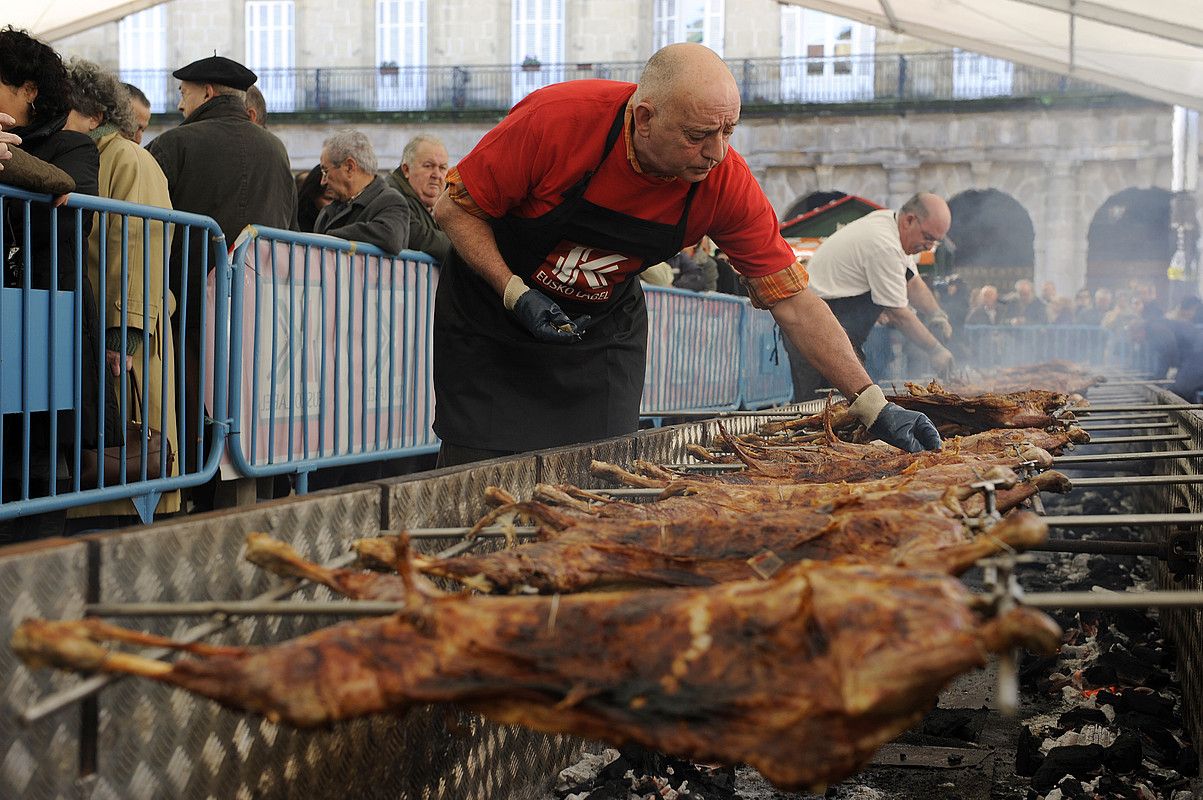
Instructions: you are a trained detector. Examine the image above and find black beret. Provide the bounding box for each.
[172,56,258,91]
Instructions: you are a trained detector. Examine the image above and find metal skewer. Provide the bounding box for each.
[1054,449,1203,465]
[1070,404,1203,413]
[1069,474,1203,487]
[1077,422,1180,432]
[1041,512,1203,527]
[1076,434,1191,445]
[86,600,407,617]
[20,550,360,724]
[1021,590,1203,609]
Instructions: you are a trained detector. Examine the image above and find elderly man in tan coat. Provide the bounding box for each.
[65,59,180,516]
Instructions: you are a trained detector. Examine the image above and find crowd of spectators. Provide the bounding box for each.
[954,278,1162,329]
[0,28,463,523]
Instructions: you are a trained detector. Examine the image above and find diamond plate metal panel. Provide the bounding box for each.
[634,423,711,466]
[89,487,399,800]
[382,456,539,532]
[536,436,636,487]
[0,541,88,800]
[1145,388,1203,770]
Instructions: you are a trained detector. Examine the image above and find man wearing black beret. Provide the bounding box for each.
[147,55,297,490]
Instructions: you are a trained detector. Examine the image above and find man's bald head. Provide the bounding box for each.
[897,192,952,255]
[630,44,740,183]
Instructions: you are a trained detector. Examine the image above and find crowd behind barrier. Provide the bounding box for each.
[3,187,1172,525]
[1,184,231,524]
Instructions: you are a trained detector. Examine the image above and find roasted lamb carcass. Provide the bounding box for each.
[364,507,1049,594]
[14,558,1062,792]
[943,360,1103,397]
[247,466,1061,596]
[656,427,1086,486]
[759,381,1076,438]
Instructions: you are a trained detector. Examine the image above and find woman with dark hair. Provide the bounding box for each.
[0,26,121,506]
[296,164,336,233]
[64,57,179,515]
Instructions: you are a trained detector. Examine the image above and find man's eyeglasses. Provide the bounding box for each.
[319,160,344,177]
[914,218,943,247]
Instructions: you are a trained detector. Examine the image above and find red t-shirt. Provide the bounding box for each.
[454,80,796,303]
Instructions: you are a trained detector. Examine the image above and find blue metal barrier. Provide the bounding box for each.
[0,185,231,523]
[642,286,744,414]
[961,324,1159,374]
[224,227,440,491]
[738,304,792,409]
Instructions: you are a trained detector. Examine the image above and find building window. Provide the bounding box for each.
[653,0,724,56]
[119,6,168,112]
[245,0,295,111]
[511,0,564,102]
[953,49,1014,99]
[780,7,874,102]
[377,0,427,110]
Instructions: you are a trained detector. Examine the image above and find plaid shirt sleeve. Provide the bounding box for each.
[742,260,810,309]
[445,167,491,220]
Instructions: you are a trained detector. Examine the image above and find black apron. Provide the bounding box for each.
[784,291,882,402]
[433,102,699,452]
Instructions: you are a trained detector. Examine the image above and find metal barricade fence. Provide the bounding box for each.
[0,185,230,523]
[738,302,792,409]
[960,324,1159,374]
[642,285,744,414]
[222,228,440,492]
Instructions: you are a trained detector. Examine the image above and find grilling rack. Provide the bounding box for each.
[16,378,1203,783]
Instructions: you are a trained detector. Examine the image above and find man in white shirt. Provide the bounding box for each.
[784,193,956,401]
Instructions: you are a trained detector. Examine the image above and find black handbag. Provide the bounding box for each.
[79,373,174,485]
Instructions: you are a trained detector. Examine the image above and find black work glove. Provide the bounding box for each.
[868,403,942,453]
[849,384,942,453]
[511,287,592,343]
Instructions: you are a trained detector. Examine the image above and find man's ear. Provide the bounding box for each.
[400,162,412,179]
[632,102,655,137]
[203,83,220,102]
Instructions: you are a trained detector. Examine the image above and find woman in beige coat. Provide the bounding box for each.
[65,59,180,516]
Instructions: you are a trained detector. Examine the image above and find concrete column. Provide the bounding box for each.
[1037,160,1085,293]
[970,160,993,190]
[884,160,921,209]
[814,164,835,193]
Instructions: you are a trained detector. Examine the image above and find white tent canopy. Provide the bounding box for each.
[10,0,164,44]
[780,0,1203,110]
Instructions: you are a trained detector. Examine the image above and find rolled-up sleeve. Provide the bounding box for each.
[742,261,810,308]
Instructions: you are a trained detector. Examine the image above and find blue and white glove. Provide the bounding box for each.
[849,384,942,453]
[504,275,591,343]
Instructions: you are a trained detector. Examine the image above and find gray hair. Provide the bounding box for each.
[66,58,135,136]
[401,134,445,167]
[244,84,266,125]
[323,129,378,174]
[899,193,929,220]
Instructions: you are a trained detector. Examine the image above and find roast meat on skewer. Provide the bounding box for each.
[13,558,1062,791]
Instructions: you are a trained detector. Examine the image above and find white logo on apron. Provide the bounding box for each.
[552,246,627,289]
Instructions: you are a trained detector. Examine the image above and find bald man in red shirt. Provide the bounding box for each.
[432,43,940,466]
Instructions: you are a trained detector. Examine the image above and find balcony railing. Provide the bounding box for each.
[125,51,1122,117]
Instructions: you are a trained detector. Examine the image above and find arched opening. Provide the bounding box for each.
[781,190,848,223]
[1086,188,1174,300]
[947,189,1035,292]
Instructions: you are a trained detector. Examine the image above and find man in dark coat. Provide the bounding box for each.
[385,134,452,262]
[316,129,409,253]
[146,55,297,476]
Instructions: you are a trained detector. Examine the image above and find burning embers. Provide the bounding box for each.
[1015,488,1197,798]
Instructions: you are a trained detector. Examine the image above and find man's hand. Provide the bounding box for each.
[849,384,942,453]
[0,112,19,171]
[105,349,135,377]
[505,276,591,343]
[930,344,955,376]
[928,309,953,341]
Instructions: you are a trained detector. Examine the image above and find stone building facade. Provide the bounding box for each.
[50,0,1190,297]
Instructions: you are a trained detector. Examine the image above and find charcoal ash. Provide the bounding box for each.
[548,745,736,800]
[1008,483,1198,797]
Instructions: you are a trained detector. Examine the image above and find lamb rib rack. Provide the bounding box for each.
[13,558,1062,791]
[942,360,1103,397]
